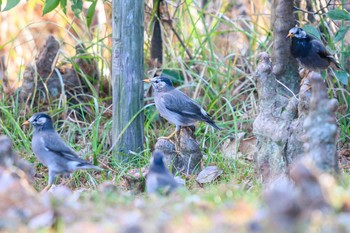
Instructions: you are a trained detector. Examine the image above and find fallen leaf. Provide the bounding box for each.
[196,166,223,184]
[220,133,246,159]
[239,137,257,161]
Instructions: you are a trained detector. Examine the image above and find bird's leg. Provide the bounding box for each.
[158,130,177,140]
[41,170,56,192]
[175,127,181,152]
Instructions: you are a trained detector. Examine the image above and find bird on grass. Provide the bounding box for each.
[287,27,340,75]
[23,112,102,191]
[146,150,179,195]
[144,75,221,149]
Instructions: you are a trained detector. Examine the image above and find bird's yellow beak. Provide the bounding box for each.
[143,79,151,83]
[22,120,29,126]
[287,32,294,38]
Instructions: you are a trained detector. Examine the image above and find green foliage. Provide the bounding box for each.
[60,0,67,14]
[327,9,350,45]
[303,24,321,40]
[334,70,349,86]
[71,0,83,16]
[326,7,350,86]
[334,26,350,43]
[41,0,84,17]
[86,0,97,28]
[327,8,350,21]
[42,0,60,15]
[2,0,20,11]
[1,0,95,21]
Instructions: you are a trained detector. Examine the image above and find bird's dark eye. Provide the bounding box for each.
[155,80,159,83]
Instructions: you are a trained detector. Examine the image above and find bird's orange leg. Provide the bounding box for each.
[158,130,177,140]
[158,127,182,152]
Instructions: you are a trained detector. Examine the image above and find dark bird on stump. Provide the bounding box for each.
[146,150,179,195]
[23,112,102,191]
[144,75,221,149]
[287,27,340,73]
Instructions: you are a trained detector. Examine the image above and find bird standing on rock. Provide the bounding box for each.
[23,112,102,191]
[287,27,340,74]
[146,150,179,195]
[144,75,221,149]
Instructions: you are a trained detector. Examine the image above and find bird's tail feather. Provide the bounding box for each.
[207,119,222,130]
[328,56,341,69]
[78,163,103,171]
[200,108,221,130]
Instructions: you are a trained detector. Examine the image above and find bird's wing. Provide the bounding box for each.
[311,40,340,67]
[160,90,206,119]
[41,132,82,161]
[311,39,332,59]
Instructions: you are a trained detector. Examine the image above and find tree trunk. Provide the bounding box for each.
[253,0,339,180]
[112,1,144,160]
[271,0,300,94]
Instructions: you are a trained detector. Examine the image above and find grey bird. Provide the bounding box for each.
[146,150,179,195]
[144,75,221,148]
[287,27,340,72]
[23,112,102,191]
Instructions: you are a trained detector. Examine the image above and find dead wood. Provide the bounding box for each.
[253,52,300,179]
[303,72,339,173]
[253,52,339,179]
[154,127,202,175]
[19,36,100,115]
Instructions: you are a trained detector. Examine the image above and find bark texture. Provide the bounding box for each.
[271,0,300,94]
[253,53,300,179]
[254,0,340,179]
[303,73,339,173]
[155,127,202,175]
[112,1,144,159]
[19,36,99,114]
[254,53,339,179]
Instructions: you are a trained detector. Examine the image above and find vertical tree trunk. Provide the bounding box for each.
[271,0,300,94]
[253,0,339,180]
[112,1,144,160]
[253,0,301,180]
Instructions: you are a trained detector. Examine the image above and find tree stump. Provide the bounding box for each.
[154,127,202,175]
[19,35,99,115]
[254,53,339,179]
[303,73,338,173]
